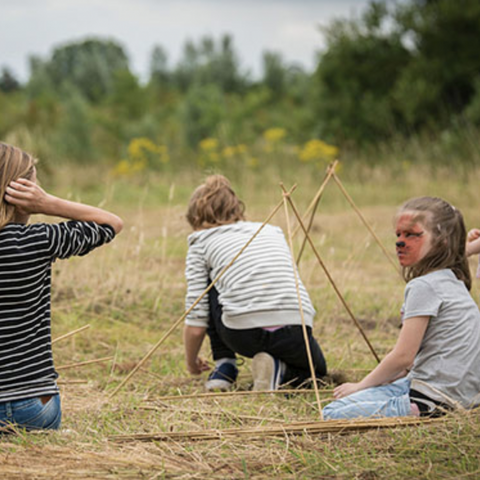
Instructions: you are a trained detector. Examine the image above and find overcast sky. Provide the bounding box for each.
[1,0,372,81]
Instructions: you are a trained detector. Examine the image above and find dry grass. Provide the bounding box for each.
[1,165,480,479]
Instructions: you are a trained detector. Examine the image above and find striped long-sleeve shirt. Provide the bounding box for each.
[0,221,115,402]
[185,221,315,329]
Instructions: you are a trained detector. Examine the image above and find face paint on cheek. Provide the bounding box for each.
[404,234,427,264]
[395,214,432,267]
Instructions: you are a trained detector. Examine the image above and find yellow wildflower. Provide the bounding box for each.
[128,137,158,161]
[222,146,237,159]
[113,159,132,176]
[299,139,339,163]
[199,138,219,152]
[263,128,287,143]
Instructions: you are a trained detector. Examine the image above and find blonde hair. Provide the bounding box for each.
[186,175,245,230]
[397,196,471,290]
[0,142,37,230]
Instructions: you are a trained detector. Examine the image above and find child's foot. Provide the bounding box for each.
[251,352,285,391]
[205,362,238,392]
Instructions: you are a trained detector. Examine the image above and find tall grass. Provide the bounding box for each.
[1,153,479,478]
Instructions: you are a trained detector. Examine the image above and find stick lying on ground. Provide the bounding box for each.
[110,416,442,442]
[52,324,91,345]
[56,356,114,371]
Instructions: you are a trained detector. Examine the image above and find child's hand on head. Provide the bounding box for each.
[467,228,480,243]
[4,178,49,215]
[467,228,480,257]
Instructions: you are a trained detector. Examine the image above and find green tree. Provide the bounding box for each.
[394,0,480,127]
[149,45,170,87]
[180,83,226,147]
[45,38,131,102]
[314,2,410,145]
[313,0,480,145]
[174,35,248,93]
[261,51,286,97]
[0,67,21,92]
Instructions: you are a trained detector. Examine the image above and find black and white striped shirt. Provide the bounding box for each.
[185,222,315,329]
[0,221,115,403]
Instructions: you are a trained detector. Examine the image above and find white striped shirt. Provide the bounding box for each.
[185,222,315,329]
[0,221,115,402]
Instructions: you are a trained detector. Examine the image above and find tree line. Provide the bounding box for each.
[1,0,480,167]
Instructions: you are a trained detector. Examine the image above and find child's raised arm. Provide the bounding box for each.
[5,178,123,233]
[466,228,480,257]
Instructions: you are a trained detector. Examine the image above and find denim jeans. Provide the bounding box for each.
[0,394,62,432]
[323,378,413,420]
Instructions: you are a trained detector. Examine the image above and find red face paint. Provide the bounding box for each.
[395,212,432,267]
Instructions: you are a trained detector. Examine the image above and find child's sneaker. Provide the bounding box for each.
[251,352,285,391]
[205,362,238,391]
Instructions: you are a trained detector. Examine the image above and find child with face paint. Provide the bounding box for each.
[323,197,480,419]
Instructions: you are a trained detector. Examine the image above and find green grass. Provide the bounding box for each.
[1,162,480,479]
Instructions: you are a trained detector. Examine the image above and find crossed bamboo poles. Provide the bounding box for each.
[110,161,401,412]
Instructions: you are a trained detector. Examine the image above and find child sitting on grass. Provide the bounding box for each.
[0,142,123,431]
[183,175,327,391]
[323,197,480,420]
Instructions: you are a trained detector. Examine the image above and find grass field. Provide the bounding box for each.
[1,163,479,479]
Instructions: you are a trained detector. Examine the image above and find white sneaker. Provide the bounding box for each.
[251,352,285,391]
[204,362,238,392]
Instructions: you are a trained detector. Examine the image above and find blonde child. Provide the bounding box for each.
[324,197,480,419]
[0,143,123,431]
[183,175,327,391]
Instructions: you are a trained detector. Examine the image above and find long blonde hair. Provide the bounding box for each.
[186,175,245,230]
[397,196,471,290]
[0,142,37,229]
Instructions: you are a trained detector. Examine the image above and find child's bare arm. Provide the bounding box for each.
[183,325,210,375]
[5,178,123,233]
[466,228,480,256]
[333,316,429,399]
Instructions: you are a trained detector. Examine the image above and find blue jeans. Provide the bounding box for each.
[323,378,413,420]
[0,394,61,432]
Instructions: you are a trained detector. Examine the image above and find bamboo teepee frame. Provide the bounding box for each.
[111,162,392,398]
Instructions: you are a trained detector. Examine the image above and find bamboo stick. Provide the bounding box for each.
[109,185,297,397]
[294,160,338,264]
[56,356,113,371]
[110,416,441,443]
[145,388,334,402]
[282,187,324,419]
[331,172,401,276]
[281,184,381,363]
[52,324,90,345]
[292,161,337,240]
[57,379,89,384]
